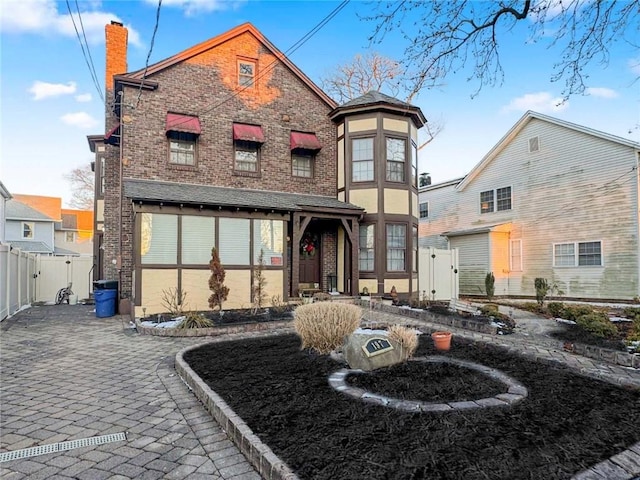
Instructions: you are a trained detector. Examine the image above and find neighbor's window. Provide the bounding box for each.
[234,140,260,172]
[553,241,602,267]
[219,218,250,265]
[359,224,375,271]
[510,239,522,272]
[480,187,511,213]
[181,216,215,265]
[419,202,429,219]
[386,224,406,271]
[168,131,197,165]
[140,213,177,264]
[65,231,76,243]
[386,137,405,182]
[352,138,374,182]
[238,60,255,87]
[292,151,314,178]
[99,157,106,196]
[22,222,34,239]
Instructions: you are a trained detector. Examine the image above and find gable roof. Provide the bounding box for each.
[7,240,53,253]
[6,200,55,222]
[11,194,61,221]
[119,22,337,109]
[124,179,364,214]
[456,111,640,191]
[0,181,11,199]
[329,90,427,127]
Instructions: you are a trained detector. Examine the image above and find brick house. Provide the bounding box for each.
[89,22,425,316]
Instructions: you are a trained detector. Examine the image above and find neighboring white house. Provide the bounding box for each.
[5,199,56,254]
[0,181,10,243]
[419,111,640,301]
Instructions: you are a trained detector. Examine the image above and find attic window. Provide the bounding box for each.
[528,136,540,153]
[238,60,255,88]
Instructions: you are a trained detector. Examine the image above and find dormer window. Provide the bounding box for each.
[22,222,34,239]
[238,60,255,88]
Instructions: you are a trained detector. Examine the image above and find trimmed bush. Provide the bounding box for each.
[178,312,214,329]
[575,312,617,338]
[547,302,565,318]
[560,304,594,322]
[387,325,419,358]
[294,302,362,354]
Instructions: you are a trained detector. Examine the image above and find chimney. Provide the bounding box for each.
[105,21,128,92]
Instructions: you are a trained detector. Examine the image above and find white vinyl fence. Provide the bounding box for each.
[36,255,94,303]
[0,244,37,320]
[418,247,459,301]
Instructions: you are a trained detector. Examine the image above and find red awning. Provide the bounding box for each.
[233,123,265,143]
[166,113,201,134]
[104,125,120,146]
[290,131,321,151]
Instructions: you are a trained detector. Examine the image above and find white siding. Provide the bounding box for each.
[420,116,640,300]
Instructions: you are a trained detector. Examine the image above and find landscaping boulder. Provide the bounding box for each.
[342,329,407,371]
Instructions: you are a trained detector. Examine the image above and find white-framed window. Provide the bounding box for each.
[419,202,429,219]
[168,131,197,165]
[238,60,255,87]
[553,241,602,267]
[22,222,34,239]
[65,231,76,243]
[510,239,522,272]
[412,226,418,272]
[292,152,313,178]
[352,137,374,182]
[386,137,405,182]
[386,224,406,272]
[528,136,540,153]
[480,186,512,213]
[358,224,375,271]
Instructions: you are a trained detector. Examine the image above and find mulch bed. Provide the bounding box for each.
[550,322,632,352]
[184,334,640,480]
[147,308,293,326]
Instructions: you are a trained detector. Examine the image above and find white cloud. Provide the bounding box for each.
[502,92,568,114]
[0,0,142,47]
[29,81,77,100]
[75,93,93,102]
[61,112,98,129]
[585,87,618,99]
[147,0,246,16]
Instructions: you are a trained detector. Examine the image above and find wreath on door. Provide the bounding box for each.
[300,233,319,257]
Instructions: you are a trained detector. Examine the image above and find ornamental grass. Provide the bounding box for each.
[293,302,361,354]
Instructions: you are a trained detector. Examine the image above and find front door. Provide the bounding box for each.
[299,232,320,285]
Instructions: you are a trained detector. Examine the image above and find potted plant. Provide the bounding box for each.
[431,331,453,351]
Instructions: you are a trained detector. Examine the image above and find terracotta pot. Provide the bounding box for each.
[431,331,452,351]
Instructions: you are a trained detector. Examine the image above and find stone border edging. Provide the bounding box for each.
[329,356,528,412]
[136,319,293,337]
[175,344,300,480]
[359,301,639,369]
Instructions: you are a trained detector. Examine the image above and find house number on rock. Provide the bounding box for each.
[362,338,394,358]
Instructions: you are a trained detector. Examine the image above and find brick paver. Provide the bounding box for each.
[0,304,260,479]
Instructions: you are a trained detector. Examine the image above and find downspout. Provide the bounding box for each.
[117,89,124,298]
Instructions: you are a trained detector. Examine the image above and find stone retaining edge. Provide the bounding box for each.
[175,344,300,480]
[135,319,293,337]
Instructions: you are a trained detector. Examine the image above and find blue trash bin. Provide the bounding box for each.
[95,289,117,318]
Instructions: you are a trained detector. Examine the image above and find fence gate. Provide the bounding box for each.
[418,247,459,301]
[36,256,94,303]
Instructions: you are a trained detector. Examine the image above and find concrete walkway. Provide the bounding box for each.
[1,303,639,479]
[1,304,262,480]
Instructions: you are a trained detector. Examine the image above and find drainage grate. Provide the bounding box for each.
[0,432,127,463]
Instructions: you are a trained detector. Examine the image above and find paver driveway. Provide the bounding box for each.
[0,304,261,480]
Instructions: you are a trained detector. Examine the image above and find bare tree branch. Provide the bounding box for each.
[366,0,639,100]
[63,164,94,210]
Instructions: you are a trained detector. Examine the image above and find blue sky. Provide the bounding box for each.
[1,0,638,207]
